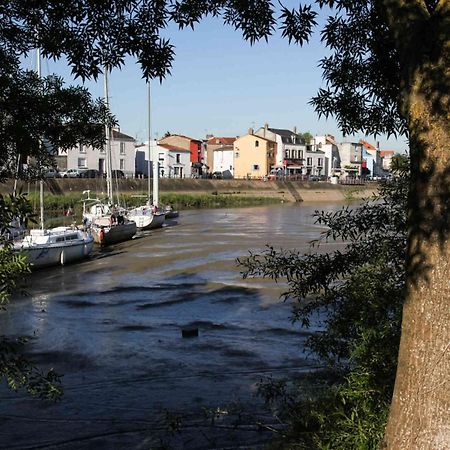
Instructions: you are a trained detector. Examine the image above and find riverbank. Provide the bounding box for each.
[3,178,376,205]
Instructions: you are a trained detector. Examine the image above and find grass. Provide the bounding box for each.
[24,191,281,226]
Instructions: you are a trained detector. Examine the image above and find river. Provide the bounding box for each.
[0,203,346,449]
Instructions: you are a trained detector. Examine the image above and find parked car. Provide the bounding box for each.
[44,168,61,178]
[103,169,125,179]
[60,168,86,178]
[81,169,101,178]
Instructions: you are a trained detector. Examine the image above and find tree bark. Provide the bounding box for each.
[381,31,450,449]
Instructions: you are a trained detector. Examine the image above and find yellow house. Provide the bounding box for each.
[233,131,276,179]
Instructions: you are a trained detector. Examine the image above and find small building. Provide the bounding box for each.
[311,135,341,178]
[233,130,276,179]
[213,145,234,177]
[338,142,363,177]
[206,136,236,175]
[135,140,191,179]
[380,150,396,171]
[158,134,204,177]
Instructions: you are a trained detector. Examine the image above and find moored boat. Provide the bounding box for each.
[13,227,94,268]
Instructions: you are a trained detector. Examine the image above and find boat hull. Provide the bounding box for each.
[14,235,94,269]
[128,208,165,230]
[92,222,137,245]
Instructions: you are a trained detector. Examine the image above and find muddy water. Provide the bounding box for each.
[0,203,345,449]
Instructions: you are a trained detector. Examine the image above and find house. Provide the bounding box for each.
[206,136,236,174]
[212,145,234,177]
[57,128,136,178]
[255,124,306,173]
[158,134,204,177]
[360,139,384,177]
[380,150,396,171]
[310,135,341,178]
[233,130,276,179]
[135,140,191,179]
[303,146,326,177]
[338,142,363,177]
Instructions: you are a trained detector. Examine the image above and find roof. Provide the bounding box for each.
[207,137,236,145]
[158,143,191,152]
[237,134,276,143]
[380,150,395,157]
[360,139,377,151]
[267,128,306,145]
[160,134,202,143]
[112,129,135,141]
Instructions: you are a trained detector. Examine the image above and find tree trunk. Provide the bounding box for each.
[382,60,450,448]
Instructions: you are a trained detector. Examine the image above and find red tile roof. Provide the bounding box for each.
[359,139,377,151]
[380,150,395,157]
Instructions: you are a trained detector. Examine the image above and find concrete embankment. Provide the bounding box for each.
[3,178,377,203]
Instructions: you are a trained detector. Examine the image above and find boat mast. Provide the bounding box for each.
[37,48,45,230]
[103,67,113,204]
[150,82,159,207]
[147,81,152,204]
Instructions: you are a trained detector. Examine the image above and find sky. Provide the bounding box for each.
[29,5,408,152]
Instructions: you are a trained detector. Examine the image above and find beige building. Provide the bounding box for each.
[233,131,276,179]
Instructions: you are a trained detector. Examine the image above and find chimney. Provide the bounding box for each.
[376,141,380,150]
[248,128,254,135]
[293,126,297,134]
[263,123,268,138]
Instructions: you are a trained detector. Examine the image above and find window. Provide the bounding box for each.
[307,157,312,166]
[235,152,239,158]
[299,150,303,160]
[78,158,87,168]
[285,149,290,159]
[318,158,323,166]
[78,143,86,153]
[255,140,259,147]
[120,142,125,155]
[120,159,125,170]
[252,164,259,171]
[176,154,180,164]
[292,150,297,159]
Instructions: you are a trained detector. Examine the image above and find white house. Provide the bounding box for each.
[310,135,341,178]
[135,140,191,179]
[212,145,234,176]
[58,128,136,178]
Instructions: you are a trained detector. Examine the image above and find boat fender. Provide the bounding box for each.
[60,250,65,266]
[99,227,105,244]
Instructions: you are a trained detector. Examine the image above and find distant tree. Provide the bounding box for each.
[299,131,313,144]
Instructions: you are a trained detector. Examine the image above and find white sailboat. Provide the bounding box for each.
[128,82,165,230]
[13,49,94,268]
[84,67,137,245]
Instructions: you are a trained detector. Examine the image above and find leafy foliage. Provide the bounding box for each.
[240,171,408,448]
[0,193,62,400]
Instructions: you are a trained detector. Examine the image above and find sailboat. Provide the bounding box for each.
[127,82,165,230]
[12,49,94,268]
[83,67,137,245]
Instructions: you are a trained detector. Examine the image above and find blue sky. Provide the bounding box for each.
[32,7,407,152]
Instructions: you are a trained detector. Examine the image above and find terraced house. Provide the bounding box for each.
[233,130,276,179]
